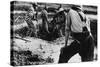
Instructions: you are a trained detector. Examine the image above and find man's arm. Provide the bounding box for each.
[65,12,71,47]
[86,16,91,32]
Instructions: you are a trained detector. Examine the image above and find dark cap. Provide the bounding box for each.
[71,5,81,10]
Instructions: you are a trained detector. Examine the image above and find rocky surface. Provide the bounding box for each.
[11,36,81,66]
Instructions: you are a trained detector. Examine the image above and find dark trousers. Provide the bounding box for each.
[58,32,94,63]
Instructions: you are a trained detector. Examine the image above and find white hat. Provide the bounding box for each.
[59,8,64,11]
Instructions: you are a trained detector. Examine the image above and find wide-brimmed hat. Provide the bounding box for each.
[71,5,82,10]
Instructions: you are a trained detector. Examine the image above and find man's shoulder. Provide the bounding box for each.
[69,9,77,13]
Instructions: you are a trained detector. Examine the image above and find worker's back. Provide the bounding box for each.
[68,9,87,33]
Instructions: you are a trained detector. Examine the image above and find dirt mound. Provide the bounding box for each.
[11,36,66,66]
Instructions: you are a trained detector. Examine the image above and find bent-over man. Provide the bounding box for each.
[58,5,94,63]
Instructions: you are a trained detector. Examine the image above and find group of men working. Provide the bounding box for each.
[29,3,95,62]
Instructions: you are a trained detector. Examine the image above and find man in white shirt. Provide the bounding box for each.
[58,5,94,63]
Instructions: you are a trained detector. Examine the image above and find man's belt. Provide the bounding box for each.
[71,31,90,42]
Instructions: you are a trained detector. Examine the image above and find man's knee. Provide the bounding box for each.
[58,40,80,63]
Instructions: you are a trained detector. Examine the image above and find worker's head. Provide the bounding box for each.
[32,2,38,10]
[71,5,82,11]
